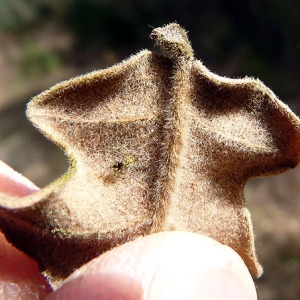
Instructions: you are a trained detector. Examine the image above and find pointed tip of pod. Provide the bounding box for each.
[151,23,194,60]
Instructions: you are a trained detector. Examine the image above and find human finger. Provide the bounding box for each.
[0,161,52,299]
[48,231,257,300]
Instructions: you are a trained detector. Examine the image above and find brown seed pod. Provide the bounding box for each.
[0,23,300,288]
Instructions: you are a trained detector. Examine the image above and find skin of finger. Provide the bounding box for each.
[0,161,39,197]
[47,232,257,300]
[0,161,52,298]
[0,232,52,299]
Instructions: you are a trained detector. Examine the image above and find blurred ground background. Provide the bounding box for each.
[0,0,299,299]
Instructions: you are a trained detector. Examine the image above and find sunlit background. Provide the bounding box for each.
[0,1,299,299]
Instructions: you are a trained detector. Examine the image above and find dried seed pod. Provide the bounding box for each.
[1,23,300,288]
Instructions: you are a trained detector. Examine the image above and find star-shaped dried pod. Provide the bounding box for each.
[1,23,300,287]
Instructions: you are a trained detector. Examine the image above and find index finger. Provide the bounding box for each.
[0,160,39,197]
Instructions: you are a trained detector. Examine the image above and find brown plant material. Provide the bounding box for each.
[0,23,300,287]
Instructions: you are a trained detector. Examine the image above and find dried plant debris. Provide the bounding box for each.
[1,23,300,287]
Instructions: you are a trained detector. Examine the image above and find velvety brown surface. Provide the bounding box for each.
[0,23,300,287]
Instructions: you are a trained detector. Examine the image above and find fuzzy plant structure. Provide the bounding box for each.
[0,23,300,288]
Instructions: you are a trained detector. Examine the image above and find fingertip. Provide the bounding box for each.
[143,233,257,300]
[150,268,256,300]
[0,161,39,197]
[48,232,257,300]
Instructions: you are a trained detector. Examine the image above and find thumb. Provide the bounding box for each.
[48,232,257,300]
